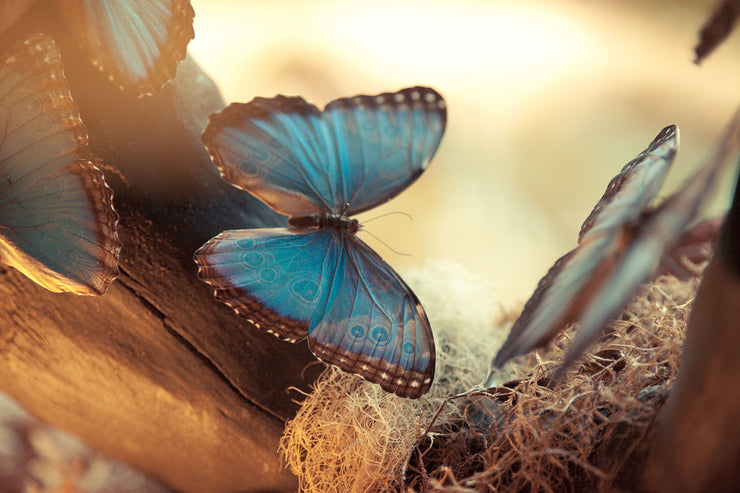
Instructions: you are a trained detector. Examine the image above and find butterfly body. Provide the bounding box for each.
[288,211,359,232]
[196,87,445,398]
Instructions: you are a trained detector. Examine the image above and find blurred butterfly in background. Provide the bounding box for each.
[484,112,740,387]
[0,0,194,96]
[0,33,121,295]
[195,87,446,398]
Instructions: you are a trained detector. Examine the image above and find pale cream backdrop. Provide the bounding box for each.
[188,0,740,306]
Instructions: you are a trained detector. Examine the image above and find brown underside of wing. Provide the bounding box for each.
[493,248,578,367]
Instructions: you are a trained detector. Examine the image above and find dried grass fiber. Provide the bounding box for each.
[280,260,698,492]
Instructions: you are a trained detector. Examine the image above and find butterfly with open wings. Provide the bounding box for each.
[195,87,446,398]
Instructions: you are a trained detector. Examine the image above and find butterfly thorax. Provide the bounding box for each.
[289,213,359,233]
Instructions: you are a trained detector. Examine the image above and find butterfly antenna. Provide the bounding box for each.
[361,229,411,257]
[362,210,415,224]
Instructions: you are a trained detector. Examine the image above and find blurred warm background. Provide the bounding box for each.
[188,0,740,305]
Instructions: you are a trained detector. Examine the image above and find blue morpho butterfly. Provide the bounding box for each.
[0,0,194,96]
[484,112,740,387]
[0,33,121,295]
[194,87,446,398]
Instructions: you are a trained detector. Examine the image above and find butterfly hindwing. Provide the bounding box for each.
[195,228,435,398]
[201,87,446,217]
[489,236,617,369]
[0,33,120,295]
[308,232,434,398]
[58,0,195,96]
[194,228,323,343]
[0,160,120,294]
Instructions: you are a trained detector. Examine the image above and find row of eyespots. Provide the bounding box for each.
[346,324,418,355]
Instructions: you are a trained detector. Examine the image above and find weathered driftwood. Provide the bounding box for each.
[0,5,320,492]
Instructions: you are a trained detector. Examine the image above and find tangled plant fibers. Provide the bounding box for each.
[280,260,699,492]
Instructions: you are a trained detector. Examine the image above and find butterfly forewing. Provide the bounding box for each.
[323,86,446,216]
[202,95,331,217]
[58,0,194,96]
[579,125,678,243]
[0,33,120,295]
[201,87,447,218]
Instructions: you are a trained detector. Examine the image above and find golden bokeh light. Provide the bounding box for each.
[189,0,740,303]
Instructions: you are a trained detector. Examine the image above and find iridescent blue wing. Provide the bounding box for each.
[323,87,446,216]
[57,0,194,96]
[194,229,319,344]
[0,33,120,295]
[194,228,435,398]
[486,126,679,380]
[201,86,446,217]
